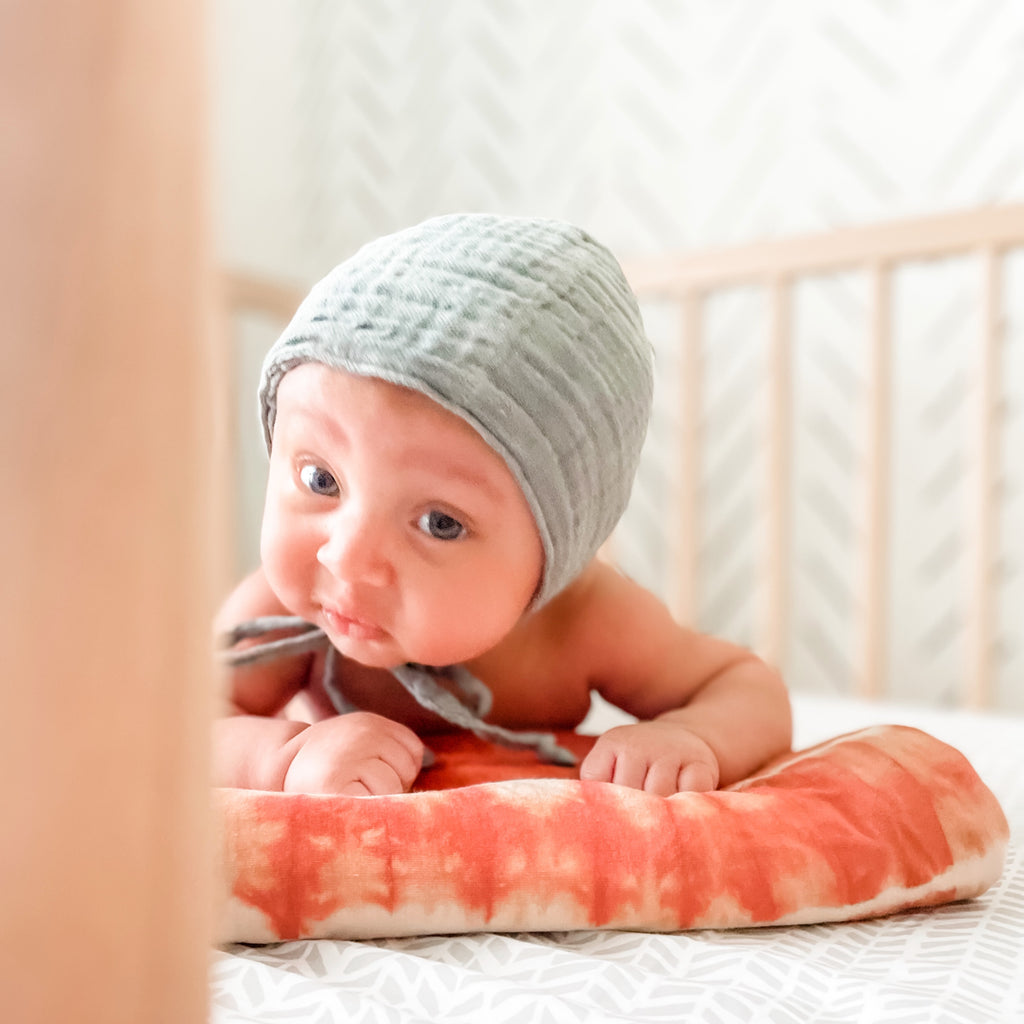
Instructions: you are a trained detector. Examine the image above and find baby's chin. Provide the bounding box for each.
[323,631,404,669]
[353,639,494,673]
[322,630,450,671]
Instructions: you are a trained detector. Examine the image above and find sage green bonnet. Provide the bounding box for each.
[259,213,654,608]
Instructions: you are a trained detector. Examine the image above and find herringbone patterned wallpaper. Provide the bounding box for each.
[215,0,1024,709]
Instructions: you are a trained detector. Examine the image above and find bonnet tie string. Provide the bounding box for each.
[218,616,577,767]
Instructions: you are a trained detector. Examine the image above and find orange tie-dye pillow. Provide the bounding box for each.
[214,725,1008,943]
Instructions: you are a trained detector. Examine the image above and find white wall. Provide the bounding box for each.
[212,0,1024,709]
[214,1,1024,271]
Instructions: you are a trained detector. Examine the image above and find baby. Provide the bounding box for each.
[214,213,792,797]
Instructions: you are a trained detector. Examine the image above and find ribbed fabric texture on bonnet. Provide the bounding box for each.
[259,212,654,607]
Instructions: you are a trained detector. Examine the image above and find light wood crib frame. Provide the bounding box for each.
[623,204,1024,711]
[224,204,1024,714]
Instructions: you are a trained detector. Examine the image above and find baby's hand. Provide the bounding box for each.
[282,712,425,796]
[579,721,720,795]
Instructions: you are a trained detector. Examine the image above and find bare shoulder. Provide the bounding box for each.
[555,559,675,650]
[510,559,672,685]
[554,559,763,720]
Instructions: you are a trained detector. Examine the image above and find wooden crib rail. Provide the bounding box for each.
[623,203,1024,708]
[223,270,307,323]
[624,204,1024,294]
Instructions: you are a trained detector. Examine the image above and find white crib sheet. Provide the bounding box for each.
[210,695,1024,1023]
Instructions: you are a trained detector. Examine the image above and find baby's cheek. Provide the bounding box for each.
[405,604,502,668]
[261,531,312,614]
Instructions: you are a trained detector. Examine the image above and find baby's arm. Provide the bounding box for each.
[214,567,424,795]
[569,563,792,795]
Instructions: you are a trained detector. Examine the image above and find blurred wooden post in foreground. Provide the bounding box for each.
[0,3,219,1023]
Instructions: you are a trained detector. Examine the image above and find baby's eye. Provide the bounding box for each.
[418,509,465,541]
[299,464,339,497]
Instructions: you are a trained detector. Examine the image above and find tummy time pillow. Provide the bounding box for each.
[214,724,1008,943]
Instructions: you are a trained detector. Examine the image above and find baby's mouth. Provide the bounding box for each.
[321,605,388,642]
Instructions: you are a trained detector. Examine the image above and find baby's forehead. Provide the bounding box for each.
[276,361,535,509]
[277,362,491,440]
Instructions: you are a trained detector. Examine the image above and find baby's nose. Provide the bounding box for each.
[316,510,395,587]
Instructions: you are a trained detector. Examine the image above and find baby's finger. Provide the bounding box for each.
[642,759,684,797]
[578,743,615,784]
[676,761,718,793]
[343,757,408,797]
[389,725,426,768]
[610,755,648,791]
[338,778,373,797]
[376,734,425,787]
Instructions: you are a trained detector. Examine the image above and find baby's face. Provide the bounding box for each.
[261,363,544,668]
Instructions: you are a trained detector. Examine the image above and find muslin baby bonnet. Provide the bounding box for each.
[223,213,654,764]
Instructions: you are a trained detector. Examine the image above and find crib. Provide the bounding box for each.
[210,205,1024,1023]
[621,204,1024,711]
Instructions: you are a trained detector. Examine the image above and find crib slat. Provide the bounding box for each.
[966,248,1002,709]
[860,264,893,700]
[760,278,793,669]
[671,290,703,625]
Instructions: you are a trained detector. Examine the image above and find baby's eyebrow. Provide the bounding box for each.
[403,455,507,504]
[282,405,349,445]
